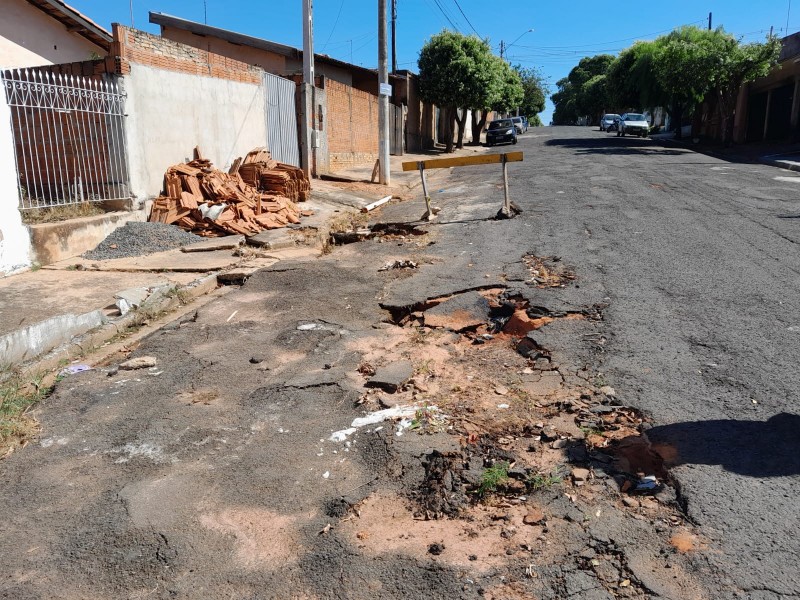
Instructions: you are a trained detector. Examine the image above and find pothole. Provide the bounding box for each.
[522,255,577,288]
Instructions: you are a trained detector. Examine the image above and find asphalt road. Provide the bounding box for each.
[504,127,800,599]
[2,127,798,600]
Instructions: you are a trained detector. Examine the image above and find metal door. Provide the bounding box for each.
[1,69,129,209]
[264,72,300,166]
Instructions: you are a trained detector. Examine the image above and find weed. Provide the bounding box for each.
[527,471,562,490]
[165,286,191,305]
[415,359,434,375]
[0,370,52,456]
[21,202,105,225]
[579,425,604,437]
[409,402,445,433]
[593,374,608,388]
[477,461,510,497]
[409,328,429,345]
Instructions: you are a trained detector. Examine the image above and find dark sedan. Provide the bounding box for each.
[486,118,518,146]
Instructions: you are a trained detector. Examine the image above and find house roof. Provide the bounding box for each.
[25,0,112,51]
[149,12,405,81]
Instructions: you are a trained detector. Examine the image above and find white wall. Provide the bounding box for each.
[0,92,31,274]
[0,0,105,68]
[123,64,268,201]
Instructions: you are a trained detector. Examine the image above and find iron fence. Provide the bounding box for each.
[1,69,130,210]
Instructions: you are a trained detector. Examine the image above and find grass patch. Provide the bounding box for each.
[20,202,105,225]
[527,471,562,490]
[0,370,52,456]
[477,461,510,497]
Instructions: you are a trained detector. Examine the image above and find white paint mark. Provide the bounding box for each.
[774,176,800,183]
[226,310,238,322]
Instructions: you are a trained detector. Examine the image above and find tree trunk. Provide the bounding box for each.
[455,108,468,149]
[444,106,455,153]
[673,102,684,140]
[470,109,488,145]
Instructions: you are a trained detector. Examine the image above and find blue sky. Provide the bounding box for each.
[71,0,797,124]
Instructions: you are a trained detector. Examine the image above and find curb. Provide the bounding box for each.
[759,158,800,172]
[15,273,219,379]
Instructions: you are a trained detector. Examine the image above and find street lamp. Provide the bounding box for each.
[500,28,533,59]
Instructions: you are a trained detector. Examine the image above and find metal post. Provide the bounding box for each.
[418,161,431,217]
[378,0,391,184]
[301,0,315,178]
[417,161,440,221]
[391,0,397,73]
[501,154,510,213]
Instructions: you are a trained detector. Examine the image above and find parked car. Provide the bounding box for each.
[486,118,518,146]
[600,113,620,132]
[616,113,649,137]
[522,116,529,130]
[511,116,527,133]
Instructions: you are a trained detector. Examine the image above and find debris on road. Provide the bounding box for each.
[119,356,158,370]
[378,260,418,271]
[58,364,91,377]
[149,148,312,237]
[366,360,414,392]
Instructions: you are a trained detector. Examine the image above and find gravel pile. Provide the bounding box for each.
[82,222,204,260]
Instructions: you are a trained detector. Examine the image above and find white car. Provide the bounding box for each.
[617,113,649,138]
[511,116,527,134]
[600,113,619,131]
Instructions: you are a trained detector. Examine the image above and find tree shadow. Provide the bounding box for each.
[545,136,690,156]
[640,412,800,478]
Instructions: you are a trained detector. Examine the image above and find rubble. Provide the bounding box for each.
[149,147,312,237]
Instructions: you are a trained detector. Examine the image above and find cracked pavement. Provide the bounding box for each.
[2,127,799,599]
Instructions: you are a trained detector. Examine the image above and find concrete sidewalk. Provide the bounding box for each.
[0,148,473,372]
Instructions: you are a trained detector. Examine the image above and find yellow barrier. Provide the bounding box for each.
[402,152,524,220]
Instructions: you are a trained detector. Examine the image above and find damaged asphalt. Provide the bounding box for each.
[2,127,800,599]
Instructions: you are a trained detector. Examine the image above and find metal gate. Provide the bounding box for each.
[1,69,129,210]
[264,72,300,167]
[389,103,404,156]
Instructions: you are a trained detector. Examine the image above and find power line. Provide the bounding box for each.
[451,0,480,36]
[321,0,345,52]
[431,0,460,31]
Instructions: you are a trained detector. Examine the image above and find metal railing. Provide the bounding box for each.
[1,69,130,210]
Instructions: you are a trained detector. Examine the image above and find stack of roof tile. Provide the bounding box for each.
[149,148,312,237]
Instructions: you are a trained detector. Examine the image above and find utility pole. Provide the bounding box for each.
[301,0,315,177]
[391,0,397,73]
[378,0,390,184]
[499,40,505,59]
[708,12,712,30]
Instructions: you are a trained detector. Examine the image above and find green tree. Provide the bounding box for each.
[706,33,781,144]
[470,57,523,144]
[607,40,665,113]
[514,66,547,119]
[419,30,503,152]
[551,54,614,124]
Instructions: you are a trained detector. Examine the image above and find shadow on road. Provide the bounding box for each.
[644,412,800,478]
[545,136,690,156]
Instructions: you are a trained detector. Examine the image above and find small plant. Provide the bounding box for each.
[579,425,604,437]
[477,461,510,497]
[415,359,434,375]
[593,374,608,388]
[1,369,53,455]
[408,402,444,433]
[527,471,562,490]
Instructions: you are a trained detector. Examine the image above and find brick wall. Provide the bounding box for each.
[324,77,379,170]
[112,24,261,84]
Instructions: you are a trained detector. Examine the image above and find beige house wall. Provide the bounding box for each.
[0,0,105,68]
